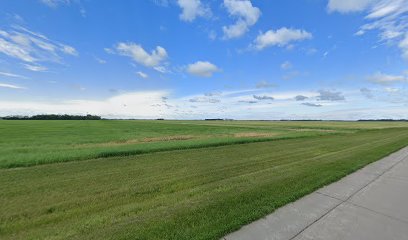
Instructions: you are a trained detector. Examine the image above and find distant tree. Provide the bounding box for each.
[358,119,407,122]
[1,114,101,120]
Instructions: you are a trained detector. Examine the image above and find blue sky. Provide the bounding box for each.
[0,0,408,119]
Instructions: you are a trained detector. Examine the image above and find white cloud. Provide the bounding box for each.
[253,95,274,100]
[295,95,308,101]
[253,27,312,50]
[79,7,86,17]
[136,71,148,78]
[360,88,374,98]
[186,61,220,77]
[153,66,169,73]
[280,61,292,70]
[189,96,220,103]
[177,0,211,22]
[114,42,168,69]
[204,91,222,96]
[104,47,114,54]
[0,83,25,89]
[208,30,217,40]
[317,90,345,101]
[61,44,78,56]
[152,0,169,7]
[330,0,408,61]
[223,0,261,39]
[22,64,48,72]
[302,102,322,107]
[360,86,408,102]
[0,71,28,79]
[71,84,86,91]
[9,14,25,23]
[306,47,318,55]
[366,0,401,18]
[0,26,77,69]
[256,80,275,89]
[384,87,399,92]
[0,91,170,119]
[0,37,35,62]
[367,71,408,84]
[2,87,407,120]
[95,57,106,64]
[399,33,408,60]
[327,0,377,13]
[40,0,71,8]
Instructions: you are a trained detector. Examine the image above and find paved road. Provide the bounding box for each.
[224,147,408,240]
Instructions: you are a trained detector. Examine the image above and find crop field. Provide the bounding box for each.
[0,120,347,168]
[1,120,408,239]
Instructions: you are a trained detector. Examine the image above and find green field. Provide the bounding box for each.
[0,120,346,168]
[1,120,408,239]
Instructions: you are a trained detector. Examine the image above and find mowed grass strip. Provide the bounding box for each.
[170,120,408,130]
[1,128,408,239]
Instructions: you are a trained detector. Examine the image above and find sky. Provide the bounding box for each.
[0,0,408,120]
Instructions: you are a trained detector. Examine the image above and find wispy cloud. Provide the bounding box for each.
[238,100,257,104]
[359,86,408,103]
[0,71,28,79]
[0,26,77,71]
[40,0,86,17]
[256,80,276,89]
[204,91,222,96]
[136,71,148,79]
[295,95,308,101]
[384,87,400,92]
[330,0,408,61]
[367,71,408,84]
[152,0,169,7]
[302,102,322,107]
[253,94,274,100]
[189,97,220,103]
[360,87,374,98]
[22,63,48,72]
[70,84,86,91]
[153,66,170,73]
[0,83,25,89]
[95,57,106,64]
[40,0,71,8]
[280,61,293,70]
[327,0,376,13]
[317,89,345,101]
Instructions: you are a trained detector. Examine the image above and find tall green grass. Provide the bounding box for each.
[0,120,346,168]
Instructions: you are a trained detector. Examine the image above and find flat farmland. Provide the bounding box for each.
[0,120,344,168]
[1,120,408,239]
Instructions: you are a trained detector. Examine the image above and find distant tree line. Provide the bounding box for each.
[1,114,102,120]
[357,119,408,122]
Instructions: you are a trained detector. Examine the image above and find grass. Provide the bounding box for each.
[1,120,408,239]
[0,120,343,168]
